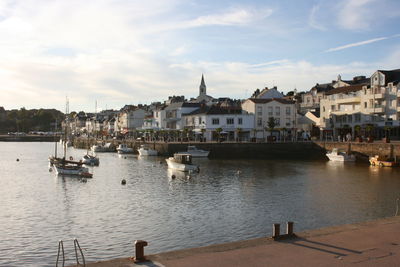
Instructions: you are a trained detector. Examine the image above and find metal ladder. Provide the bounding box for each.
[56,239,86,267]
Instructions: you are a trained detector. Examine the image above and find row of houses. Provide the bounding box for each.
[67,68,400,142]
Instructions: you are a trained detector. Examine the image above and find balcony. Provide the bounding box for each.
[335,96,361,104]
[366,105,385,113]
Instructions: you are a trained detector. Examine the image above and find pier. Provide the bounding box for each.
[67,216,400,267]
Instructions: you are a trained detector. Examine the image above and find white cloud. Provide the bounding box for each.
[308,4,327,31]
[325,36,391,52]
[187,7,273,27]
[337,0,378,30]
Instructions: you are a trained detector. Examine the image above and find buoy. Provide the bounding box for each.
[124,157,127,159]
[69,156,73,160]
[49,168,53,172]
[171,175,176,179]
[16,158,19,162]
[121,179,126,185]
[81,178,87,183]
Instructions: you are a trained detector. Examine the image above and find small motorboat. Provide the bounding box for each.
[326,148,355,162]
[138,145,158,156]
[186,145,209,158]
[165,153,199,172]
[117,144,134,154]
[91,142,115,152]
[81,154,100,166]
[369,155,398,167]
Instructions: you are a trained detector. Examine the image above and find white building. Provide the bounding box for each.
[183,105,254,141]
[160,102,201,130]
[320,69,400,139]
[242,98,297,140]
[117,107,145,135]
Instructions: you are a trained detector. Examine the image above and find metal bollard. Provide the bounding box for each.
[272,223,281,239]
[134,240,148,262]
[287,221,294,236]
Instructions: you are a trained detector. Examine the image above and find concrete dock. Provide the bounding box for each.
[68,216,400,267]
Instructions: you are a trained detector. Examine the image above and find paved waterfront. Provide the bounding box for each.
[69,216,400,267]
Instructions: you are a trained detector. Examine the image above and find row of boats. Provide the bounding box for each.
[326,148,399,167]
[49,144,210,178]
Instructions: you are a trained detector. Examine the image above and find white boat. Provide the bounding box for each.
[91,142,115,152]
[186,145,209,158]
[326,148,355,162]
[54,163,90,176]
[117,144,134,154]
[165,153,200,172]
[138,145,158,156]
[81,154,100,166]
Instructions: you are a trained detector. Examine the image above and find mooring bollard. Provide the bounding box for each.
[272,223,281,239]
[287,221,294,236]
[134,240,148,262]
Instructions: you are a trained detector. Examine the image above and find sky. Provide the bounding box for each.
[1,0,400,112]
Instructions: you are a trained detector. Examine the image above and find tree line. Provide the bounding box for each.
[0,108,64,133]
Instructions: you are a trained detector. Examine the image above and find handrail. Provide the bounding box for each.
[55,240,65,267]
[74,238,86,266]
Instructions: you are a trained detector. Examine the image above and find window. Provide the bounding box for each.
[331,105,335,111]
[268,106,273,116]
[364,102,367,108]
[286,107,291,115]
[198,117,202,124]
[275,106,280,116]
[212,118,219,125]
[354,114,361,122]
[286,118,290,126]
[238,118,243,125]
[275,118,280,126]
[257,118,262,126]
[257,106,262,116]
[226,118,234,125]
[323,106,325,112]
[192,117,195,124]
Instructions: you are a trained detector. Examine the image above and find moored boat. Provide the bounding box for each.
[369,155,398,167]
[138,145,158,156]
[81,154,100,166]
[91,142,115,152]
[326,148,355,162]
[117,144,134,154]
[186,145,209,158]
[165,153,199,172]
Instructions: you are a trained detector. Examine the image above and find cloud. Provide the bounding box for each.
[308,4,327,31]
[187,7,273,27]
[325,34,400,52]
[337,0,378,30]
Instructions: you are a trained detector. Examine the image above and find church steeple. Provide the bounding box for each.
[199,74,206,96]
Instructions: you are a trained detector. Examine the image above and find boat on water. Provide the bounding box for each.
[165,153,200,172]
[138,144,158,156]
[117,144,134,154]
[91,142,115,152]
[81,154,99,166]
[185,145,209,158]
[326,148,355,162]
[369,155,399,167]
[53,159,92,177]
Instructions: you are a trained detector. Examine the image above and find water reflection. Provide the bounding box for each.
[1,143,400,267]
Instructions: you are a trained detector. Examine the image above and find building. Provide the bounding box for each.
[163,102,201,129]
[242,98,297,140]
[191,74,215,104]
[251,86,284,99]
[319,69,400,140]
[183,105,254,141]
[116,106,145,135]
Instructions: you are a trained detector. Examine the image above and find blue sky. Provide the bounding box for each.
[1,0,400,112]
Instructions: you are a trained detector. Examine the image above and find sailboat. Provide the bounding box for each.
[81,136,100,166]
[50,98,93,178]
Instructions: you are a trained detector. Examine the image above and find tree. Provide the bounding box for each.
[215,127,222,142]
[236,127,242,142]
[267,117,277,136]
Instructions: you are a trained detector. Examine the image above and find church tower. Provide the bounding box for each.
[199,74,206,97]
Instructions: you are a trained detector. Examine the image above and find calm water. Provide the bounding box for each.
[1,142,400,266]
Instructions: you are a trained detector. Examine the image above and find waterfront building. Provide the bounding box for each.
[251,86,284,99]
[183,105,254,141]
[116,106,145,135]
[319,69,400,140]
[242,98,297,141]
[191,74,215,104]
[163,102,201,130]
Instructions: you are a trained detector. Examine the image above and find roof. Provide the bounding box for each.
[311,83,334,92]
[378,69,400,85]
[164,102,201,110]
[247,98,295,104]
[184,105,242,116]
[325,84,364,95]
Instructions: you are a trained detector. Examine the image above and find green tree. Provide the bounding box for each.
[215,127,222,142]
[267,117,277,136]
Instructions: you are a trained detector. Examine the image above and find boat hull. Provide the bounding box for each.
[54,165,89,176]
[138,148,158,156]
[165,158,199,172]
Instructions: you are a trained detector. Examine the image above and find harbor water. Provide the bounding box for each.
[1,142,400,266]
